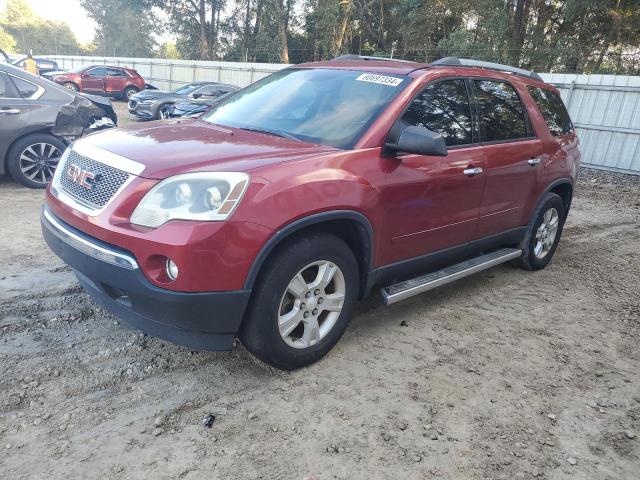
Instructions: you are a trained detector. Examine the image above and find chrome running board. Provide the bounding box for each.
[381,248,522,305]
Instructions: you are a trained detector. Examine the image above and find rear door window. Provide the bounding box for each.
[473,80,528,142]
[107,68,125,77]
[528,86,573,136]
[401,79,473,146]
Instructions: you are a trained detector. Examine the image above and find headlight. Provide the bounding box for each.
[130,172,250,228]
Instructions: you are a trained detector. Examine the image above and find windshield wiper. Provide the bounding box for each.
[239,126,301,142]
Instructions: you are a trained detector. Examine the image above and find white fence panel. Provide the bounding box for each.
[48,56,640,174]
[540,73,640,174]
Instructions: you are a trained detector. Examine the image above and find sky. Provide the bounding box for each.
[1,0,97,44]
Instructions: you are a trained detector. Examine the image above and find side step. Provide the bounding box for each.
[381,248,522,305]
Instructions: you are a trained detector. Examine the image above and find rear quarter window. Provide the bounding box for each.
[10,76,39,98]
[528,86,574,136]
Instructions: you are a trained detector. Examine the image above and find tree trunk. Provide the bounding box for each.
[331,0,351,56]
[510,0,531,66]
[251,0,263,60]
[274,0,289,63]
[242,0,251,61]
[199,0,209,60]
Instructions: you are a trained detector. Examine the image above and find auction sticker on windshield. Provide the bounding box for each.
[355,73,403,87]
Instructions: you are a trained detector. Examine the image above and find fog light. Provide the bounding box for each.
[165,258,179,281]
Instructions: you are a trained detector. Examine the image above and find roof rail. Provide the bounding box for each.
[331,54,415,64]
[431,57,543,82]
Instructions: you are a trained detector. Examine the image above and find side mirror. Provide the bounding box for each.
[387,125,448,157]
[192,93,202,99]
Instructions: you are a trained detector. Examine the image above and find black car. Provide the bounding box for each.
[11,56,60,75]
[0,64,117,188]
[167,91,235,118]
[128,81,237,120]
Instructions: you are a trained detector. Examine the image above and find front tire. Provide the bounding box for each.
[240,233,359,370]
[7,134,66,188]
[512,192,566,270]
[62,82,78,92]
[157,103,173,120]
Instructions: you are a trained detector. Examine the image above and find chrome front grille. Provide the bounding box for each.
[58,149,130,209]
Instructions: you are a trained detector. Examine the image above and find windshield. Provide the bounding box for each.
[174,84,200,95]
[70,65,89,73]
[202,68,409,149]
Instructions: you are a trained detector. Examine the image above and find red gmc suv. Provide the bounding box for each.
[41,56,580,370]
[44,65,145,100]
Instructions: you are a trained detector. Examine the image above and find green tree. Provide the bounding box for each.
[80,0,157,57]
[0,25,16,53]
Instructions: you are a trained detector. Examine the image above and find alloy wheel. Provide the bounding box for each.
[534,207,559,259]
[19,143,62,185]
[278,261,346,349]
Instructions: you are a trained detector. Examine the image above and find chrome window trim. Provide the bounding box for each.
[6,73,45,100]
[43,207,139,270]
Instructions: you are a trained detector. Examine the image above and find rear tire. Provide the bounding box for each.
[512,192,566,271]
[7,134,66,189]
[240,233,359,370]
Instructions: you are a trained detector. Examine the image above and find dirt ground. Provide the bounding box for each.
[0,109,639,479]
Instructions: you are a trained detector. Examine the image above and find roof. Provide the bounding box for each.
[296,59,429,75]
[296,55,546,84]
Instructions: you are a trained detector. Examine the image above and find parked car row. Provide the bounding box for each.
[128,81,238,120]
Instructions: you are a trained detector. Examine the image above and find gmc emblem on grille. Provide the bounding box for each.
[67,164,98,190]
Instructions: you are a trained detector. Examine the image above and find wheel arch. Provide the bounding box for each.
[548,181,573,217]
[243,210,375,298]
[529,178,574,224]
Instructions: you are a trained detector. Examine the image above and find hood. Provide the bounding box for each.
[42,70,68,78]
[73,119,337,179]
[132,90,181,101]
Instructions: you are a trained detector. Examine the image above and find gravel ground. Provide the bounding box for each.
[0,121,639,480]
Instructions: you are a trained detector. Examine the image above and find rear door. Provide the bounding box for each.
[82,67,107,94]
[380,78,486,266]
[105,68,128,96]
[471,79,543,238]
[0,72,39,168]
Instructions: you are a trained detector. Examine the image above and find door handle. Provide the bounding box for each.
[463,167,483,176]
[528,157,542,166]
[0,108,20,115]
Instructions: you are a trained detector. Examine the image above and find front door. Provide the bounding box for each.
[470,78,543,238]
[380,78,486,267]
[81,67,107,94]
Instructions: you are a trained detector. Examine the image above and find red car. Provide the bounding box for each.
[41,56,580,370]
[43,65,145,100]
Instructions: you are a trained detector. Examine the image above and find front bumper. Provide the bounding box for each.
[128,100,155,119]
[41,206,251,351]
